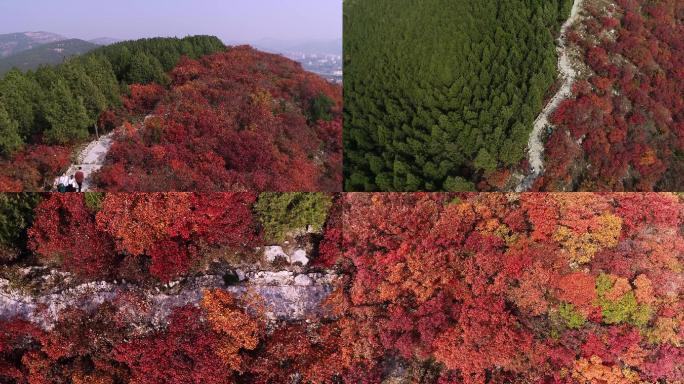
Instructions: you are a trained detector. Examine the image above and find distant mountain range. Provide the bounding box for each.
[0,39,100,74]
[89,37,121,46]
[0,31,66,58]
[0,32,122,74]
[228,38,342,56]
[0,32,340,76]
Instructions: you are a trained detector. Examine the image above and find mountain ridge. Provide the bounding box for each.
[88,37,121,46]
[0,31,66,58]
[0,38,99,74]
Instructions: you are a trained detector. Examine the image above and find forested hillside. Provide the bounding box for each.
[539,0,683,191]
[344,0,573,191]
[92,46,342,192]
[0,192,344,383]
[0,36,226,190]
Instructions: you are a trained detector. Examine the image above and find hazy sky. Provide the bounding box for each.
[0,0,341,43]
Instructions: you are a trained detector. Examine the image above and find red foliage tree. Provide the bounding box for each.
[7,193,684,382]
[122,83,166,115]
[434,297,534,384]
[0,145,71,191]
[114,290,263,384]
[96,192,259,281]
[0,305,128,384]
[0,319,44,383]
[335,193,683,382]
[113,305,234,384]
[556,272,597,315]
[26,192,259,282]
[314,193,343,267]
[28,194,117,278]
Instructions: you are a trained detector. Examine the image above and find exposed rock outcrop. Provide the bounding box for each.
[0,269,339,330]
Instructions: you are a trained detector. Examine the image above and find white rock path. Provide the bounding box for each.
[53,130,116,192]
[515,0,585,192]
[0,270,339,330]
[53,116,152,192]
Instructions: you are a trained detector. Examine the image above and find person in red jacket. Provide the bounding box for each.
[74,167,85,192]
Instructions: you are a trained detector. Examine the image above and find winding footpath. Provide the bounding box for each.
[53,116,152,191]
[53,130,116,192]
[515,0,584,192]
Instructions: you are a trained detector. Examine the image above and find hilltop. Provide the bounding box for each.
[0,36,341,191]
[0,36,227,190]
[0,32,120,75]
[88,37,121,46]
[94,46,342,192]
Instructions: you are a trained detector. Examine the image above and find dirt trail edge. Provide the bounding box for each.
[515,0,584,192]
[53,130,116,192]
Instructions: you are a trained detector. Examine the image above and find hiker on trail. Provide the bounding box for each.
[75,167,85,192]
[57,175,69,193]
[66,175,77,193]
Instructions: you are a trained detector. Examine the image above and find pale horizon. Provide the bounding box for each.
[0,0,341,43]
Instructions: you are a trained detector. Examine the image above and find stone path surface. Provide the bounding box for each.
[515,0,585,192]
[0,270,338,330]
[53,130,116,191]
[53,115,154,191]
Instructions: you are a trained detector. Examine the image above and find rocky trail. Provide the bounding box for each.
[53,130,116,192]
[515,0,584,192]
[0,269,339,330]
[53,116,151,192]
[0,246,338,330]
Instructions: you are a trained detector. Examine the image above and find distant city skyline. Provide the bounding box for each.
[0,0,341,43]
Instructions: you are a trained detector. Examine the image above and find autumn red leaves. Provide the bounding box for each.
[539,0,683,191]
[337,193,683,383]
[0,290,266,384]
[0,4,681,384]
[2,192,682,383]
[95,47,342,192]
[28,193,260,282]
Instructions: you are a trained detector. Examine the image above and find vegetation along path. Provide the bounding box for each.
[516,0,584,192]
[53,115,153,191]
[53,129,116,191]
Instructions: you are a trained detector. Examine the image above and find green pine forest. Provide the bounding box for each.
[0,36,225,156]
[343,0,574,191]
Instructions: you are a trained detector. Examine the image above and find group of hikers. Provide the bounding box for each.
[56,167,85,192]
